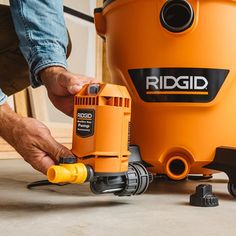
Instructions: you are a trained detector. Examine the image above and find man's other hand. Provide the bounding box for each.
[40,67,97,117]
[0,103,72,174]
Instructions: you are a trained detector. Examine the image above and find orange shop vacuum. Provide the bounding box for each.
[92,0,236,197]
[45,0,236,198]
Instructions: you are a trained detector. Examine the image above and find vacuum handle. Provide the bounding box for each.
[94,8,106,38]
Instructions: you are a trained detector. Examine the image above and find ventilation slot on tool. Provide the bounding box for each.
[75,97,98,105]
[124,98,130,108]
[104,97,125,107]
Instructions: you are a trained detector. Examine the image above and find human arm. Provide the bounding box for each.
[9,0,68,87]
[0,102,72,174]
[40,67,96,117]
[9,0,95,116]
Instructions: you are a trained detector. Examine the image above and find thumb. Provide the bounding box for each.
[67,79,101,95]
[43,135,73,163]
[35,143,73,175]
[68,84,83,94]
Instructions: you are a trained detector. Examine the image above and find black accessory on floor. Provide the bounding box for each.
[190,184,219,207]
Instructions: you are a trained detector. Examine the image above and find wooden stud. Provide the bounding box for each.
[28,86,49,121]
[14,89,31,117]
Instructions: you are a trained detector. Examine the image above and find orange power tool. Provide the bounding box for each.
[47,83,152,196]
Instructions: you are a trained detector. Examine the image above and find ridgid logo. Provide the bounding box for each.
[128,68,229,103]
[146,76,208,95]
[76,109,95,138]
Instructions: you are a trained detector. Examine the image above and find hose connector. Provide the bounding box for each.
[165,156,190,180]
[160,0,194,33]
[47,163,94,184]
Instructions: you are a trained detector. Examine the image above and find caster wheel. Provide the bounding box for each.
[227,182,236,198]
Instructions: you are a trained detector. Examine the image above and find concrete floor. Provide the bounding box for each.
[0,159,235,236]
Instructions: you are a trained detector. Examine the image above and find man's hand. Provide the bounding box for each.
[40,67,97,117]
[0,103,72,174]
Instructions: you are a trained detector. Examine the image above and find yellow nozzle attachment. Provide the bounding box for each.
[47,163,88,184]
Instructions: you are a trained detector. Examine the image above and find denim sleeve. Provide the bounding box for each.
[0,89,7,105]
[9,0,68,88]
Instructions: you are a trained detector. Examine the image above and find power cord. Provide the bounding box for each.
[27,180,70,189]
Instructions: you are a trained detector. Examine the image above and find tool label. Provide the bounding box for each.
[129,68,229,103]
[76,109,95,137]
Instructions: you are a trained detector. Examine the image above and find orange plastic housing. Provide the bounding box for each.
[94,0,236,179]
[72,84,131,174]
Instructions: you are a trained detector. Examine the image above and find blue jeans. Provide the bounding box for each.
[0,1,70,104]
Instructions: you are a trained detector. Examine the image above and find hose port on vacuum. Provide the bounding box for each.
[160,0,194,33]
[166,156,190,180]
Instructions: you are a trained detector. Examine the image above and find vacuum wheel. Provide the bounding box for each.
[227,182,236,198]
